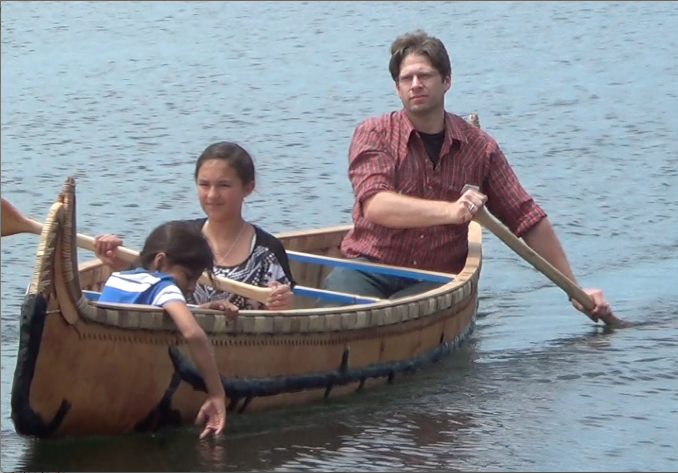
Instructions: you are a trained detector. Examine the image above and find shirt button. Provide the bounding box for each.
[427,185,432,190]
[413,260,417,265]
[420,234,425,239]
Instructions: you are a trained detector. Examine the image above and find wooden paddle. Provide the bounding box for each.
[470,201,626,327]
[1,197,272,304]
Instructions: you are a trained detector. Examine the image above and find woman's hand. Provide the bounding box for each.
[266,281,293,311]
[94,234,129,271]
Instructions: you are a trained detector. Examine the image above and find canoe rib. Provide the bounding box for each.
[10,116,484,439]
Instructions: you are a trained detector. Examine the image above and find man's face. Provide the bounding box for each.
[395,53,450,115]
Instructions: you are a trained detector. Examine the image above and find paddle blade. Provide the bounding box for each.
[1,197,42,237]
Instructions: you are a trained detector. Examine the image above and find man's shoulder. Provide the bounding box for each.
[446,112,472,128]
[447,111,499,150]
[355,110,404,132]
[350,111,412,151]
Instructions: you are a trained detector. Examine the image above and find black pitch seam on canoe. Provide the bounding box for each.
[11,294,72,438]
[166,318,476,416]
[134,371,184,433]
[133,328,475,434]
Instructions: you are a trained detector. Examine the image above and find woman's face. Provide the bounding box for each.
[196,159,253,222]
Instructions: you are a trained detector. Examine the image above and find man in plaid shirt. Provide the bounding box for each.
[323,30,612,322]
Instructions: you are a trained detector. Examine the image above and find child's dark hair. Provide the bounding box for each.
[194,141,255,185]
[138,221,214,278]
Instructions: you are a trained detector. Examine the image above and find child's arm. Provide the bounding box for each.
[163,301,225,400]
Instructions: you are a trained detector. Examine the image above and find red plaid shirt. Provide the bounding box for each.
[341,109,547,274]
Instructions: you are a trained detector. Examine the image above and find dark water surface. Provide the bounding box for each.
[2,1,677,471]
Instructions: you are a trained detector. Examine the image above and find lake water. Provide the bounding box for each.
[2,1,677,471]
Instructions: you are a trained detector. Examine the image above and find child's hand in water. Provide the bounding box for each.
[195,395,226,439]
[199,300,239,321]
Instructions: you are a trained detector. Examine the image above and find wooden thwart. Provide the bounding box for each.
[292,286,382,304]
[286,251,456,284]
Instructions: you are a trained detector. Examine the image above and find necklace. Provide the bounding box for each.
[212,221,247,266]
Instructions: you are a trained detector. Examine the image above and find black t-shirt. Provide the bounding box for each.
[418,129,445,167]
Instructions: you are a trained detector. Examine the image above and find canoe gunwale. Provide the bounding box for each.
[74,271,479,336]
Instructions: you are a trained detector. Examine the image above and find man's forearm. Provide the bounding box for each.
[522,218,578,284]
[363,191,456,228]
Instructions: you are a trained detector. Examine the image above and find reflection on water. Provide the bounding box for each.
[3,1,678,472]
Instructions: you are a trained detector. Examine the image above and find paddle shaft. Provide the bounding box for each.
[1,199,271,304]
[473,207,622,326]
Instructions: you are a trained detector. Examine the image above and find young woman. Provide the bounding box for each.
[98,220,232,439]
[95,141,296,311]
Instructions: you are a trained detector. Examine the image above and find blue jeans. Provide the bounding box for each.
[320,258,443,305]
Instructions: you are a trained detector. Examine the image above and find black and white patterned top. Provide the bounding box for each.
[183,218,295,310]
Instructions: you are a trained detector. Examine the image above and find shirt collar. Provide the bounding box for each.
[398,109,468,150]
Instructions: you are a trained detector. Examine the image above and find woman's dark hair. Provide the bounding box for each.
[388,30,452,82]
[138,221,214,278]
[194,141,256,185]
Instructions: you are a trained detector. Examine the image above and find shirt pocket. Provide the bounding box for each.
[441,161,482,203]
[394,153,425,197]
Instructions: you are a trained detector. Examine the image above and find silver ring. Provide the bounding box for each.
[468,202,475,212]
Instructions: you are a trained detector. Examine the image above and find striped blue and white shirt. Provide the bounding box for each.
[98,268,186,307]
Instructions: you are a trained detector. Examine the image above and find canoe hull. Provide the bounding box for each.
[10,178,482,439]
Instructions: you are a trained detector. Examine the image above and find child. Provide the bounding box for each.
[98,220,236,439]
